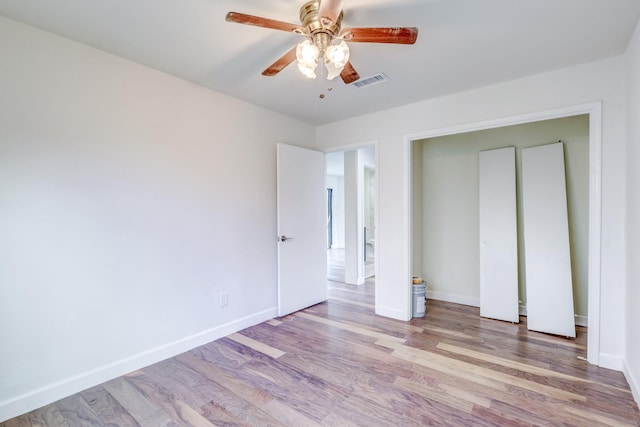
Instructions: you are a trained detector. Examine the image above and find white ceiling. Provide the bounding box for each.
[1,0,639,125]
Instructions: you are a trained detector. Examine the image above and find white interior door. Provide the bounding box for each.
[521,143,575,337]
[277,143,327,316]
[479,147,519,323]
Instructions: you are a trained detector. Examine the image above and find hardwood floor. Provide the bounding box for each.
[327,248,345,283]
[3,280,639,426]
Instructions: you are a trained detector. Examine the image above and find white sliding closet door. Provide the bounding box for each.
[479,147,519,323]
[521,143,575,337]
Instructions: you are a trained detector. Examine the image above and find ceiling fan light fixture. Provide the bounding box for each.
[325,40,349,68]
[227,1,418,85]
[295,38,350,80]
[324,42,350,80]
[296,39,320,78]
[298,62,318,79]
[324,61,342,80]
[324,40,350,79]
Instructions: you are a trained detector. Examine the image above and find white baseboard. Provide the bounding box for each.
[598,352,624,371]
[376,305,411,321]
[428,295,589,328]
[574,314,588,327]
[519,304,527,316]
[623,360,640,408]
[516,304,587,326]
[0,307,278,423]
[426,290,480,308]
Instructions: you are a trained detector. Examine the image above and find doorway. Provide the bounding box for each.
[326,146,376,286]
[406,102,602,364]
[364,165,376,278]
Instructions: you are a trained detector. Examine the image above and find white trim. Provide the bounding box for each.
[586,102,602,366]
[404,131,414,321]
[322,140,378,154]
[427,291,480,308]
[623,360,640,408]
[404,103,600,141]
[574,314,588,327]
[519,304,527,316]
[520,305,587,326]
[374,143,381,313]
[375,305,408,320]
[598,353,624,371]
[405,101,602,366]
[0,307,277,423]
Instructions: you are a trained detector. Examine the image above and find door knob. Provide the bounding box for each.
[278,235,293,242]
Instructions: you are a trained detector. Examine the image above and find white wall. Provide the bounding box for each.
[344,150,362,284]
[316,56,627,367]
[0,16,314,421]
[624,18,640,405]
[416,116,589,320]
[360,146,375,167]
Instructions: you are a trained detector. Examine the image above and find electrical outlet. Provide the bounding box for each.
[219,292,228,307]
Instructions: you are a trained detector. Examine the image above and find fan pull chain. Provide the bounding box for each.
[318,60,326,98]
[317,61,333,99]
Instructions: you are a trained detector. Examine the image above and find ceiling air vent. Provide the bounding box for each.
[353,73,389,88]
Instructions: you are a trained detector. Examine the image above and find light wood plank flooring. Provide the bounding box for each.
[327,248,345,283]
[3,280,639,426]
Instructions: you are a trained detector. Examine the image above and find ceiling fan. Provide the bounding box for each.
[226,0,418,84]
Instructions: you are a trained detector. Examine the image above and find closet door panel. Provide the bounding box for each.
[479,147,519,323]
[521,143,575,337]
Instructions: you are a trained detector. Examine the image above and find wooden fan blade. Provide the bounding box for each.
[226,12,301,33]
[340,27,418,44]
[318,0,345,26]
[262,47,297,76]
[340,61,360,84]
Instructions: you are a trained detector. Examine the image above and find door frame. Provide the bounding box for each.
[324,141,379,298]
[405,102,602,365]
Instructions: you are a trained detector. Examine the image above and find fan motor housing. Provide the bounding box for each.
[300,1,343,36]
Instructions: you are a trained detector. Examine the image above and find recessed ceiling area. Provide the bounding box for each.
[0,0,639,125]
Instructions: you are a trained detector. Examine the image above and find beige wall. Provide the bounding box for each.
[414,115,589,318]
